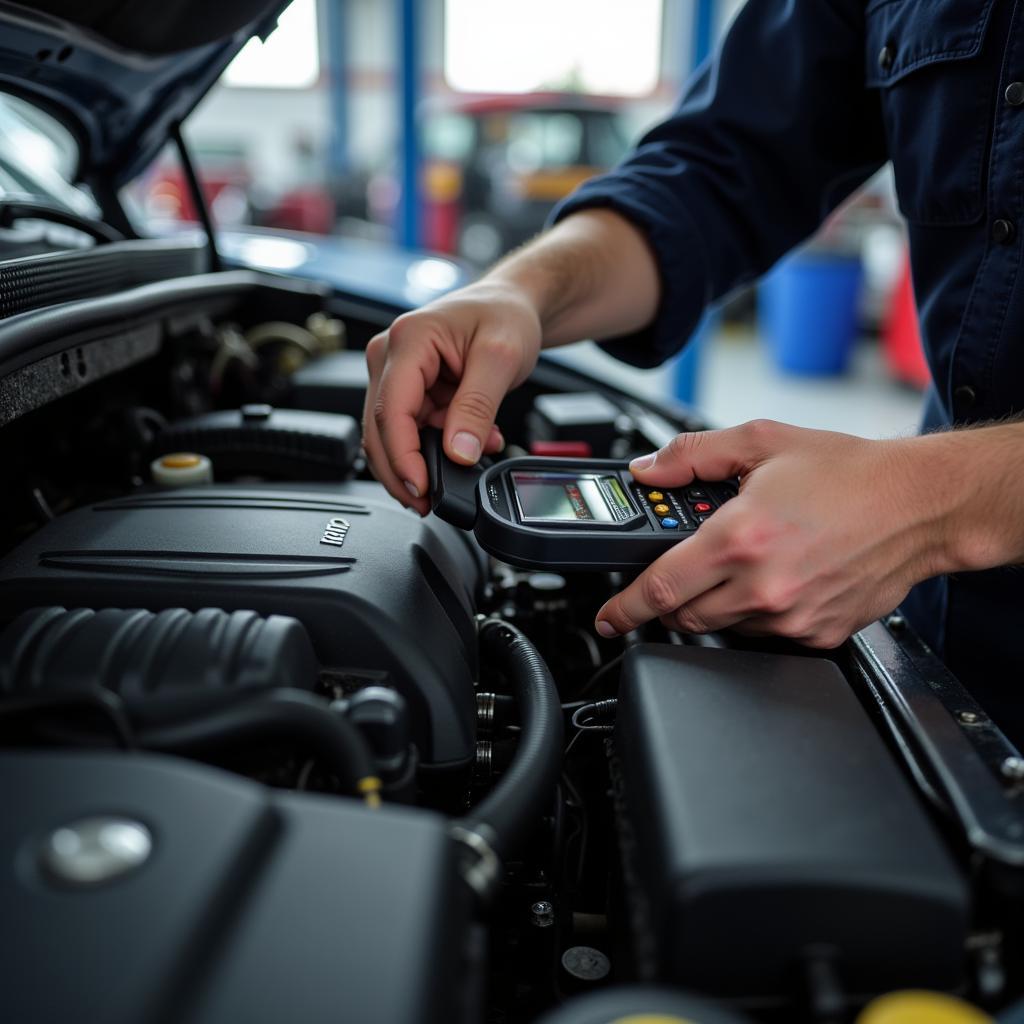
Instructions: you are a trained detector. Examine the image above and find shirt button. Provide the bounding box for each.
[954,385,977,409]
[878,43,895,72]
[992,218,1016,245]
[1006,81,1024,106]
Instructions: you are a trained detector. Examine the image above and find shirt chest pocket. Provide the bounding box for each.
[865,0,999,226]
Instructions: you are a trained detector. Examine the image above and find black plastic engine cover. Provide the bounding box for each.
[0,484,482,766]
[614,644,968,998]
[0,750,468,1024]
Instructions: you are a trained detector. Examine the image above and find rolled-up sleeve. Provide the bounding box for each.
[550,0,888,367]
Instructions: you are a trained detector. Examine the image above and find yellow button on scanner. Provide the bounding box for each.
[160,453,203,469]
[857,991,993,1024]
[647,491,664,502]
[653,503,671,517]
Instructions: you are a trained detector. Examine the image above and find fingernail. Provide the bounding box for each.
[630,452,656,471]
[595,620,618,638]
[451,431,482,464]
[404,480,420,499]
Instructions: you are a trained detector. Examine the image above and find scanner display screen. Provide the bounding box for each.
[511,472,633,524]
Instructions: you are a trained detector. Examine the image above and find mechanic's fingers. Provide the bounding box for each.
[374,344,442,500]
[594,535,727,637]
[628,419,786,485]
[425,408,504,452]
[657,581,753,636]
[483,424,506,453]
[362,333,409,499]
[733,615,850,649]
[443,336,523,465]
[362,417,429,514]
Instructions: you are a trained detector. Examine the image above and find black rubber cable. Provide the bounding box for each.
[0,198,124,244]
[0,688,136,750]
[139,690,378,802]
[456,619,564,870]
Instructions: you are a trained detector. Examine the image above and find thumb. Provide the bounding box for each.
[444,337,523,465]
[629,420,779,485]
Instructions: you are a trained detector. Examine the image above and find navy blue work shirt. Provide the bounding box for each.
[553,0,1024,733]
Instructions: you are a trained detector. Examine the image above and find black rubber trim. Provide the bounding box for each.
[0,198,124,244]
[0,269,327,379]
[0,238,206,322]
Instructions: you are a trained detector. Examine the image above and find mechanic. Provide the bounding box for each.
[363,0,1024,735]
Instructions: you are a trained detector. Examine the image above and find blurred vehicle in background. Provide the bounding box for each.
[141,141,254,227]
[369,94,629,265]
[138,139,336,236]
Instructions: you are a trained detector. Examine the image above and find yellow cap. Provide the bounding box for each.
[857,992,993,1024]
[150,452,213,488]
[160,453,202,469]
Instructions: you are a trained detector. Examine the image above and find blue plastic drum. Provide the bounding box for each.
[760,250,864,376]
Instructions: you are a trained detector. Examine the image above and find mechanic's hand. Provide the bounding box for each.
[596,420,946,648]
[363,282,542,514]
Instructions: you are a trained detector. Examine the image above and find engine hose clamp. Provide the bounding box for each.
[448,823,502,900]
[476,692,496,728]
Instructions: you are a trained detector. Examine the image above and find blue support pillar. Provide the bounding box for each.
[693,0,715,64]
[324,0,348,179]
[671,0,717,406]
[396,0,421,249]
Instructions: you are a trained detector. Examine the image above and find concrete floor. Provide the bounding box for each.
[547,328,926,440]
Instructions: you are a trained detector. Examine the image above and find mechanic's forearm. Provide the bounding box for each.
[910,422,1024,573]
[485,209,661,347]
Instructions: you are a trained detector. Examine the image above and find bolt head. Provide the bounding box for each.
[958,710,982,725]
[530,900,555,927]
[1002,757,1024,782]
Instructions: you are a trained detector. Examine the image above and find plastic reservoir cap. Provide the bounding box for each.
[611,1017,695,1024]
[857,992,993,1024]
[150,452,213,488]
[160,453,202,469]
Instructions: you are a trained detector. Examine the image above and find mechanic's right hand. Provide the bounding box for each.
[363,282,542,514]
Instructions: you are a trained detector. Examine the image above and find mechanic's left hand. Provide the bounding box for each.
[595,419,948,648]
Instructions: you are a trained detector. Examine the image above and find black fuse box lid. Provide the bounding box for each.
[614,644,968,998]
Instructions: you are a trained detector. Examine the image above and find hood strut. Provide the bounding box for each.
[171,122,221,274]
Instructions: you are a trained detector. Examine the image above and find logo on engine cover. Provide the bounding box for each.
[320,517,350,547]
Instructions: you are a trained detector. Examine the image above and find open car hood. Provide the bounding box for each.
[0,0,288,187]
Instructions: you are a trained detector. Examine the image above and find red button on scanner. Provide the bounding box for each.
[692,502,713,514]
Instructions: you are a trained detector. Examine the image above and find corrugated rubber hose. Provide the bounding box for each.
[452,618,564,898]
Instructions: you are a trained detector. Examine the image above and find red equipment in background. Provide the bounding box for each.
[882,253,930,390]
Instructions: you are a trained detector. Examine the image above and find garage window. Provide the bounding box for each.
[444,0,663,97]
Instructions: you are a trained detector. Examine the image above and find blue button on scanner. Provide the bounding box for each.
[660,517,679,529]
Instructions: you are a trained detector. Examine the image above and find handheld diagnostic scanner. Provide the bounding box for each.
[422,428,736,571]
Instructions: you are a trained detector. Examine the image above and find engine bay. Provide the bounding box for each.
[2,259,1024,1023]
